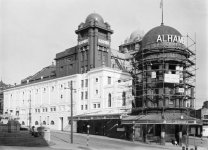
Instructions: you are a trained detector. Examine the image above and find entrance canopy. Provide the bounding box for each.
[121,112,202,125]
[74,109,129,121]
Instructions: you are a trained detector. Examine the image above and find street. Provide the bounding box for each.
[0,130,207,150]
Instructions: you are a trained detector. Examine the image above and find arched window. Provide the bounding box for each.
[51,120,55,125]
[108,93,111,107]
[22,121,25,125]
[43,121,46,125]
[122,92,126,106]
[35,121,39,125]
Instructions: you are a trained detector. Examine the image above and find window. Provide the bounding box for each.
[98,103,100,108]
[204,115,208,119]
[81,80,84,88]
[85,91,88,99]
[51,120,55,125]
[81,92,84,100]
[81,66,84,73]
[108,77,111,84]
[85,65,88,72]
[22,121,25,125]
[93,104,96,108]
[60,94,63,99]
[85,105,88,110]
[122,92,126,106]
[69,64,73,69]
[16,111,19,116]
[85,79,88,87]
[108,93,111,107]
[85,51,88,60]
[81,105,83,110]
[96,78,98,82]
[51,107,56,112]
[81,52,83,61]
[96,89,98,94]
[35,121,39,125]
[43,121,46,125]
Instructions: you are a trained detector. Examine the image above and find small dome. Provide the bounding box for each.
[130,30,144,41]
[85,13,104,24]
[142,25,182,47]
[124,37,129,44]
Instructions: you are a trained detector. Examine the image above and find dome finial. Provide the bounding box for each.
[160,0,164,26]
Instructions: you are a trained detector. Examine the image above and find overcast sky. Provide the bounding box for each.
[0,0,207,108]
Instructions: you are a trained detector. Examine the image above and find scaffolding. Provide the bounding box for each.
[131,34,197,115]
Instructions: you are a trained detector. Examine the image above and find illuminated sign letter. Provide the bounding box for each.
[173,35,178,43]
[156,35,162,42]
[167,34,173,42]
[178,36,185,44]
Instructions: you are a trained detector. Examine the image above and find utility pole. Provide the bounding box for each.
[65,81,74,144]
[70,81,73,144]
[29,92,32,130]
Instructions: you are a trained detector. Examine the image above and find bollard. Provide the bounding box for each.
[195,146,197,150]
[87,125,90,146]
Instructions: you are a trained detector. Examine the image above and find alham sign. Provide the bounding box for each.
[156,34,185,44]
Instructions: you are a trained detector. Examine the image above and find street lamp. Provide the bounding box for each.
[87,124,90,146]
[65,81,75,144]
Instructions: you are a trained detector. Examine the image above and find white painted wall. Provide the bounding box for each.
[3,67,132,130]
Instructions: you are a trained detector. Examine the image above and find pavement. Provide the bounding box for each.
[0,130,207,150]
[50,130,208,150]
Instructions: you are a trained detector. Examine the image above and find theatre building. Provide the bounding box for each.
[3,13,134,138]
[3,12,202,143]
[122,23,202,144]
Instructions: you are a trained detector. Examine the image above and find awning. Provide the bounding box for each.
[73,109,130,121]
[121,113,202,125]
[74,113,123,120]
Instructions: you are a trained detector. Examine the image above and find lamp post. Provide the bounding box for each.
[65,81,74,144]
[87,124,90,146]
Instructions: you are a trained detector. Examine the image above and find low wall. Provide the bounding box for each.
[0,124,8,132]
[0,120,20,133]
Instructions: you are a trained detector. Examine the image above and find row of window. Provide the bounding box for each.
[35,107,56,113]
[80,51,88,61]
[81,79,88,87]
[80,103,101,110]
[81,104,88,110]
[81,65,88,73]
[21,120,55,126]
[81,91,88,100]
[12,82,74,96]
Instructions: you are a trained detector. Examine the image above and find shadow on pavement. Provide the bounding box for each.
[0,131,55,147]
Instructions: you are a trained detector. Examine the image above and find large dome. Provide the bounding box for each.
[129,30,144,41]
[142,25,182,47]
[85,13,104,24]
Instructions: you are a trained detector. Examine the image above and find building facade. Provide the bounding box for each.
[3,14,133,138]
[201,101,208,137]
[0,80,10,115]
[122,24,201,144]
